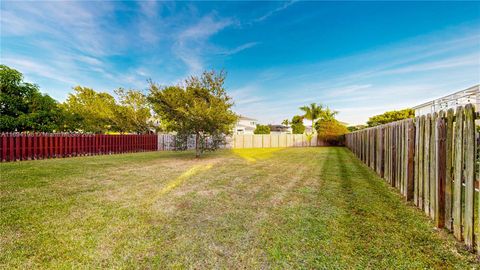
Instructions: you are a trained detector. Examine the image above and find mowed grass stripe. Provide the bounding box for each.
[0,148,477,268]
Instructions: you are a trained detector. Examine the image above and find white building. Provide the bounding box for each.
[234,116,258,134]
[412,85,479,116]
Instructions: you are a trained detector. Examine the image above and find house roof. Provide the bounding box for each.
[238,115,257,121]
[412,84,479,110]
[236,123,255,130]
[268,125,289,132]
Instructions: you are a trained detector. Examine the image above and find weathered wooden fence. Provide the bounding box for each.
[0,133,157,162]
[345,104,479,254]
[232,134,334,148]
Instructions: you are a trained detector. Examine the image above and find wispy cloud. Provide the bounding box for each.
[230,84,266,106]
[252,1,297,23]
[219,42,260,56]
[376,53,480,76]
[174,15,233,74]
[2,57,76,85]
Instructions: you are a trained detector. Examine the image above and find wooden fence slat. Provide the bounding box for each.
[418,116,425,210]
[406,119,415,201]
[430,113,438,219]
[434,113,446,228]
[27,134,32,160]
[453,106,464,240]
[463,104,475,250]
[445,109,455,231]
[424,114,431,216]
[414,117,420,206]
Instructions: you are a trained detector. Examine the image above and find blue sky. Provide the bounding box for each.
[1,1,479,125]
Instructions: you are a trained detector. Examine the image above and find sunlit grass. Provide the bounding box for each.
[0,148,477,268]
[145,163,213,206]
[232,147,284,162]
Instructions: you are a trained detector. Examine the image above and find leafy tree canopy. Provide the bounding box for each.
[63,86,118,133]
[113,88,153,133]
[0,65,66,132]
[254,124,270,134]
[367,108,414,127]
[291,115,305,134]
[62,86,154,133]
[148,70,238,157]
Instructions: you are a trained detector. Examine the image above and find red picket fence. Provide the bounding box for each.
[0,133,158,162]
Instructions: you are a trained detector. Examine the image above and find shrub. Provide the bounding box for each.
[254,124,270,134]
[315,119,349,145]
[291,115,305,134]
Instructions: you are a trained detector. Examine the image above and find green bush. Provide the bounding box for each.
[254,124,270,134]
[315,119,349,145]
[291,115,305,134]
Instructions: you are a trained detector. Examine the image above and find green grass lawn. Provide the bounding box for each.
[1,147,478,268]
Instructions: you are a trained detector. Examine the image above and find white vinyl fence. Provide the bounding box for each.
[232,134,329,148]
[157,133,331,150]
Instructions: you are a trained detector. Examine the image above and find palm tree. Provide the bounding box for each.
[299,103,323,134]
[281,119,290,126]
[321,107,338,121]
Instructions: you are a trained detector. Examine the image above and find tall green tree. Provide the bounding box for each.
[291,115,305,134]
[0,65,66,132]
[148,70,238,157]
[367,109,414,127]
[114,88,153,133]
[63,86,118,133]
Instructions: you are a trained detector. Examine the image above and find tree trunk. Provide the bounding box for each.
[195,133,200,158]
[311,119,315,146]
